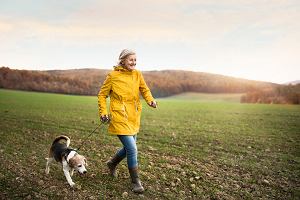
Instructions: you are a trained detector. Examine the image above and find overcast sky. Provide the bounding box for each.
[1,0,299,84]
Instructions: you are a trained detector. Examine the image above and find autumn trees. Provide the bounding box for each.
[1,67,299,104]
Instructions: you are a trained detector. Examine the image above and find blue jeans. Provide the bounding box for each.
[115,135,138,169]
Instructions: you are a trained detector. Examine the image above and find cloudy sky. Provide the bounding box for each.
[0,0,299,83]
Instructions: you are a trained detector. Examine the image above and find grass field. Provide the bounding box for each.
[166,92,243,103]
[0,89,299,199]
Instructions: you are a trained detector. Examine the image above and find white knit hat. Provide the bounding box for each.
[118,49,136,65]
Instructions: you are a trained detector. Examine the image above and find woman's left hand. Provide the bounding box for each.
[149,101,158,108]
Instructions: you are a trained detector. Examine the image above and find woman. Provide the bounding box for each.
[98,49,157,193]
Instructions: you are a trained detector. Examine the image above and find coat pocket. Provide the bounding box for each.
[110,102,127,122]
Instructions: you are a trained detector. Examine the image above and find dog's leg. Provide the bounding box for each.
[45,157,54,174]
[62,160,75,187]
[70,168,74,177]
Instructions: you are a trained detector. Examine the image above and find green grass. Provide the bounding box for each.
[166,92,244,102]
[0,89,299,199]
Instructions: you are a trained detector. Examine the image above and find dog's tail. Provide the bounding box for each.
[52,135,70,147]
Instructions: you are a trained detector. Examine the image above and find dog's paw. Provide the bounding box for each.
[69,182,76,187]
[73,184,82,190]
[45,168,50,174]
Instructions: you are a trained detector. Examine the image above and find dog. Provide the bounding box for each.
[45,135,87,187]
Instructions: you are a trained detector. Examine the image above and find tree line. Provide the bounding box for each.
[240,84,300,104]
[142,70,275,97]
[1,67,299,104]
[0,67,94,95]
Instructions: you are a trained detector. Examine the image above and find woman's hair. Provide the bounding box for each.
[118,49,136,66]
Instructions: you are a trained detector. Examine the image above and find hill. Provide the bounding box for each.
[284,80,300,85]
[0,67,276,98]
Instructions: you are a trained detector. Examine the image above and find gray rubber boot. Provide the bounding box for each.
[129,167,145,193]
[106,154,123,177]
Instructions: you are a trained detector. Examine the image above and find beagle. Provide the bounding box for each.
[45,135,87,187]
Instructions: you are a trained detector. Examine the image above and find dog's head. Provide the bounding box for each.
[69,154,88,174]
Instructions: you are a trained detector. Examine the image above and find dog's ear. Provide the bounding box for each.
[68,157,76,168]
[84,157,88,166]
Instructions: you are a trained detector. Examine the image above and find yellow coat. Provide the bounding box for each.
[98,66,154,135]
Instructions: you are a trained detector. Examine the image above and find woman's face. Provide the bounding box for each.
[123,54,136,71]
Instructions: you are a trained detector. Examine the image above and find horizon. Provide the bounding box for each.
[4,65,297,84]
[1,0,299,84]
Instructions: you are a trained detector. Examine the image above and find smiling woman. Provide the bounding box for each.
[97,49,157,193]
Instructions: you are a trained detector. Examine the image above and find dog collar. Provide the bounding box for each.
[66,150,77,163]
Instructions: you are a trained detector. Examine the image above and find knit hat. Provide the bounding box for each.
[118,49,136,65]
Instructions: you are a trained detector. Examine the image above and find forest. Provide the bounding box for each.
[1,67,299,104]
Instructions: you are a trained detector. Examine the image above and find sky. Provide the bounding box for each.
[0,0,299,84]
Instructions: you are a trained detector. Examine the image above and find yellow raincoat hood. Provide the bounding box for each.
[98,66,154,135]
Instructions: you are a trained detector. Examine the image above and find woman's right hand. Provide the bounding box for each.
[100,115,110,123]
